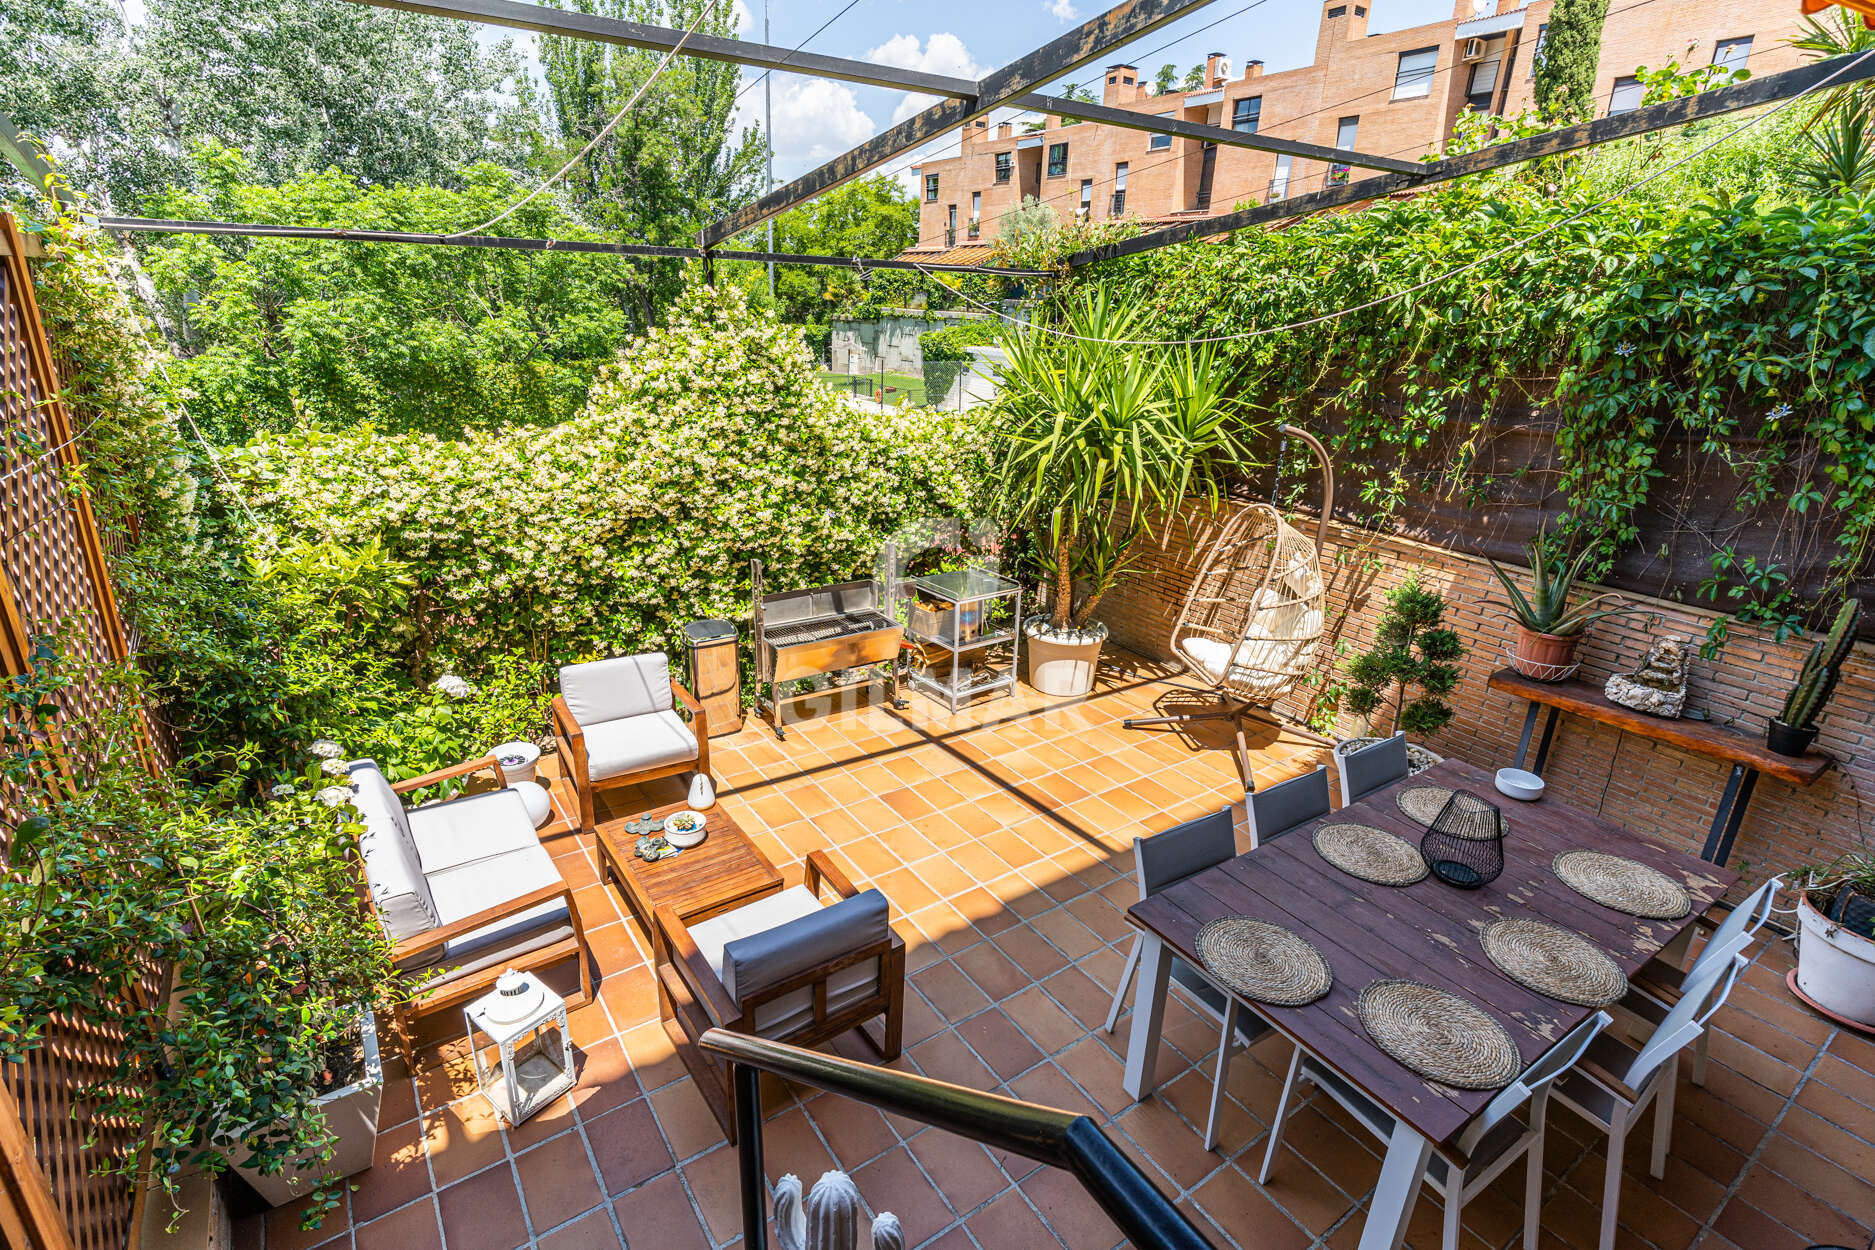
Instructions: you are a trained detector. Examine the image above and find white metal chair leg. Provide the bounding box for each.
[1440,1185,1464,1250]
[1258,1046,1305,1184]
[1690,1029,1709,1087]
[1203,998,1242,1151]
[1649,1060,1677,1179]
[1597,1107,1628,1250]
[1523,1098,1547,1250]
[1102,935,1142,1035]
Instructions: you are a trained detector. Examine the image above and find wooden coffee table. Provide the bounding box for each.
[596,799,782,935]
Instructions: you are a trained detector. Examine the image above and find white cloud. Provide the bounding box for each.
[1047,0,1080,19]
[866,34,988,127]
[730,0,754,35]
[732,73,875,177]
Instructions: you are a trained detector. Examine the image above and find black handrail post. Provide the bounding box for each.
[734,1061,768,1249]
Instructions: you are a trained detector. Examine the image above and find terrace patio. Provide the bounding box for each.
[236,659,1875,1250]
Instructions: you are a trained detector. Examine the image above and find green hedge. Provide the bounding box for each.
[919,318,1003,362]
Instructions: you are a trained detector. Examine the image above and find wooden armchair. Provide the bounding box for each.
[654,850,904,1135]
[552,652,710,835]
[348,756,592,1060]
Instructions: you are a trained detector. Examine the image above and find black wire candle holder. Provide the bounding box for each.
[1420,789,1507,890]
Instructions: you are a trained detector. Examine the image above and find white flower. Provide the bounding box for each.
[432,673,475,699]
[317,785,355,808]
[1613,342,1636,357]
[320,757,350,777]
[309,738,343,759]
[269,783,297,798]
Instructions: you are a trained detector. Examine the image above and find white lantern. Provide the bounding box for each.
[465,969,575,1126]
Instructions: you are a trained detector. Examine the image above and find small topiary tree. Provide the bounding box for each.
[1343,574,1466,736]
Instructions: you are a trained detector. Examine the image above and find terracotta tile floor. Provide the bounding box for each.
[238,656,1875,1250]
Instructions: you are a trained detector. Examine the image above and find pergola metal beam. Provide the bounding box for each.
[92,215,1049,275]
[1067,53,1875,268]
[699,0,1226,247]
[1017,93,1427,175]
[339,0,978,97]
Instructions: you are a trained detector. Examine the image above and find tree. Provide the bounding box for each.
[1533,0,1611,121]
[1342,575,1465,735]
[539,0,764,325]
[1182,63,1208,91]
[768,176,916,324]
[1,0,530,210]
[1055,82,1097,125]
[1155,63,1179,94]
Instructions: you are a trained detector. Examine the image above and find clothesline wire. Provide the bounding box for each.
[910,47,1875,347]
[730,0,867,108]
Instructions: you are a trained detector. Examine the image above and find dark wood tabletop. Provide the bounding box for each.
[1129,757,1736,1149]
[597,799,783,934]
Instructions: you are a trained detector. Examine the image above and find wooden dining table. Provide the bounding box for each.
[1121,757,1735,1250]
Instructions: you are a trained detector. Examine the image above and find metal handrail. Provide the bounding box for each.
[700,1029,1216,1250]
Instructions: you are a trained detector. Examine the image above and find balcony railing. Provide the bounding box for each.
[701,1029,1217,1250]
[944,227,956,246]
[1267,178,1290,201]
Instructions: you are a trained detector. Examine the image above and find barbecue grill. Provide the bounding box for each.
[752,559,906,739]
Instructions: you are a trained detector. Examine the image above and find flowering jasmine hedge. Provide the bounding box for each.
[227,285,986,670]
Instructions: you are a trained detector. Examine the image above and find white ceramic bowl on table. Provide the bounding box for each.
[663,809,709,848]
[1494,768,1546,802]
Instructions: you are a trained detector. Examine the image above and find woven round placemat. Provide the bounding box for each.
[1357,980,1523,1090]
[1479,918,1629,1006]
[1195,918,1333,1007]
[1553,850,1692,920]
[1397,786,1458,827]
[1313,823,1429,887]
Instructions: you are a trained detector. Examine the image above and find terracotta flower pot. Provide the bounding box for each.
[1508,627,1581,682]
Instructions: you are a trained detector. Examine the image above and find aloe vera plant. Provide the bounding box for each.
[1779,598,1862,728]
[1487,534,1649,637]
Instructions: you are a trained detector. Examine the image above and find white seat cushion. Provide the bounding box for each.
[1179,587,1325,705]
[408,788,540,873]
[686,887,881,1037]
[582,709,698,782]
[347,759,439,941]
[413,843,573,977]
[560,653,673,726]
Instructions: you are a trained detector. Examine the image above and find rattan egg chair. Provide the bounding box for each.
[1125,425,1334,791]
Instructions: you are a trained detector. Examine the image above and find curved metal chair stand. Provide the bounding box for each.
[1125,424,1336,791]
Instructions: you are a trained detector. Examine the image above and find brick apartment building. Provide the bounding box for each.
[907,0,1809,252]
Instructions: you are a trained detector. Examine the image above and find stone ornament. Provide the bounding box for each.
[774,1171,903,1250]
[1604,634,1691,718]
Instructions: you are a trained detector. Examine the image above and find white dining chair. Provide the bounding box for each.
[1624,877,1778,1086]
[1336,730,1410,807]
[1552,952,1748,1250]
[1259,1010,1612,1250]
[1099,806,1269,1150]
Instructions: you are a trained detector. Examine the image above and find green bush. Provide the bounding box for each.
[798,321,832,360]
[1341,575,1466,736]
[919,318,1002,362]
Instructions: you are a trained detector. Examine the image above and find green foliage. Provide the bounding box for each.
[1154,64,1179,95]
[0,648,398,1226]
[138,148,643,441]
[1780,597,1861,727]
[989,199,1138,277]
[1487,530,1651,637]
[769,177,918,324]
[1341,575,1465,736]
[988,289,1260,630]
[919,318,1003,363]
[1,0,528,210]
[1532,0,1610,121]
[227,284,983,673]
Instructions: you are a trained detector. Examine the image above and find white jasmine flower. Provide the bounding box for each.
[320,757,350,777]
[309,738,343,759]
[269,783,297,798]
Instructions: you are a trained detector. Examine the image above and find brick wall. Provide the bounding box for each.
[1096,501,1871,877]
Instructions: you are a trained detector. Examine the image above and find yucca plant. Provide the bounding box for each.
[991,288,1260,633]
[1486,532,1648,637]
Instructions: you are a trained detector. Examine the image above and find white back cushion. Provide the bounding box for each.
[347,760,439,940]
[560,653,673,727]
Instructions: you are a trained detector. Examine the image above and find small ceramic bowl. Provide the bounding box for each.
[663,809,709,848]
[1494,768,1546,802]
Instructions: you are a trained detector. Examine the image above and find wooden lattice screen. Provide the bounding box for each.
[1,213,149,1250]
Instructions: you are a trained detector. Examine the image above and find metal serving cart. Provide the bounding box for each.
[901,568,1023,713]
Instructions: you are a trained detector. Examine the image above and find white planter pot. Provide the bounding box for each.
[1023,621,1107,697]
[229,1006,384,1207]
[1333,736,1445,776]
[1796,891,1875,1028]
[493,740,541,784]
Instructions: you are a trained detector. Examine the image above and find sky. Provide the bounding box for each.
[481,0,1457,191]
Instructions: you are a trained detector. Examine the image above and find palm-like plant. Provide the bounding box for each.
[1487,532,1648,637]
[990,289,1259,633]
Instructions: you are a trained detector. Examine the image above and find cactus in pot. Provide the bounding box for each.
[1770,597,1861,755]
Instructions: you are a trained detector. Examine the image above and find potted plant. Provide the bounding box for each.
[990,288,1254,696]
[1335,574,1465,771]
[1767,597,1860,757]
[1487,532,1648,681]
[1794,852,1875,1028]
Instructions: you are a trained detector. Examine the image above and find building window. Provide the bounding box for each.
[1108,74,1117,83]
[1232,96,1262,133]
[994,152,1012,182]
[1466,41,1503,112]
[1712,36,1752,72]
[1048,142,1069,177]
[1530,22,1547,76]
[1392,47,1437,100]
[1122,74,1134,85]
[1270,153,1292,200]
[924,173,938,202]
[1330,116,1358,183]
[946,204,956,244]
[1078,178,1093,218]
[1326,4,1346,16]
[1111,162,1128,215]
[1608,75,1643,114]
[1148,113,1173,150]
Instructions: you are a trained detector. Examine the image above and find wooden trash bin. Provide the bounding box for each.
[685,618,744,736]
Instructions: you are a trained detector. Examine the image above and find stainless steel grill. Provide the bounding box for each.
[751,559,905,739]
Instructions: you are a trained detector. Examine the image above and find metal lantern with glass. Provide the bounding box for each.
[465,969,576,1126]
[1420,789,1508,889]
